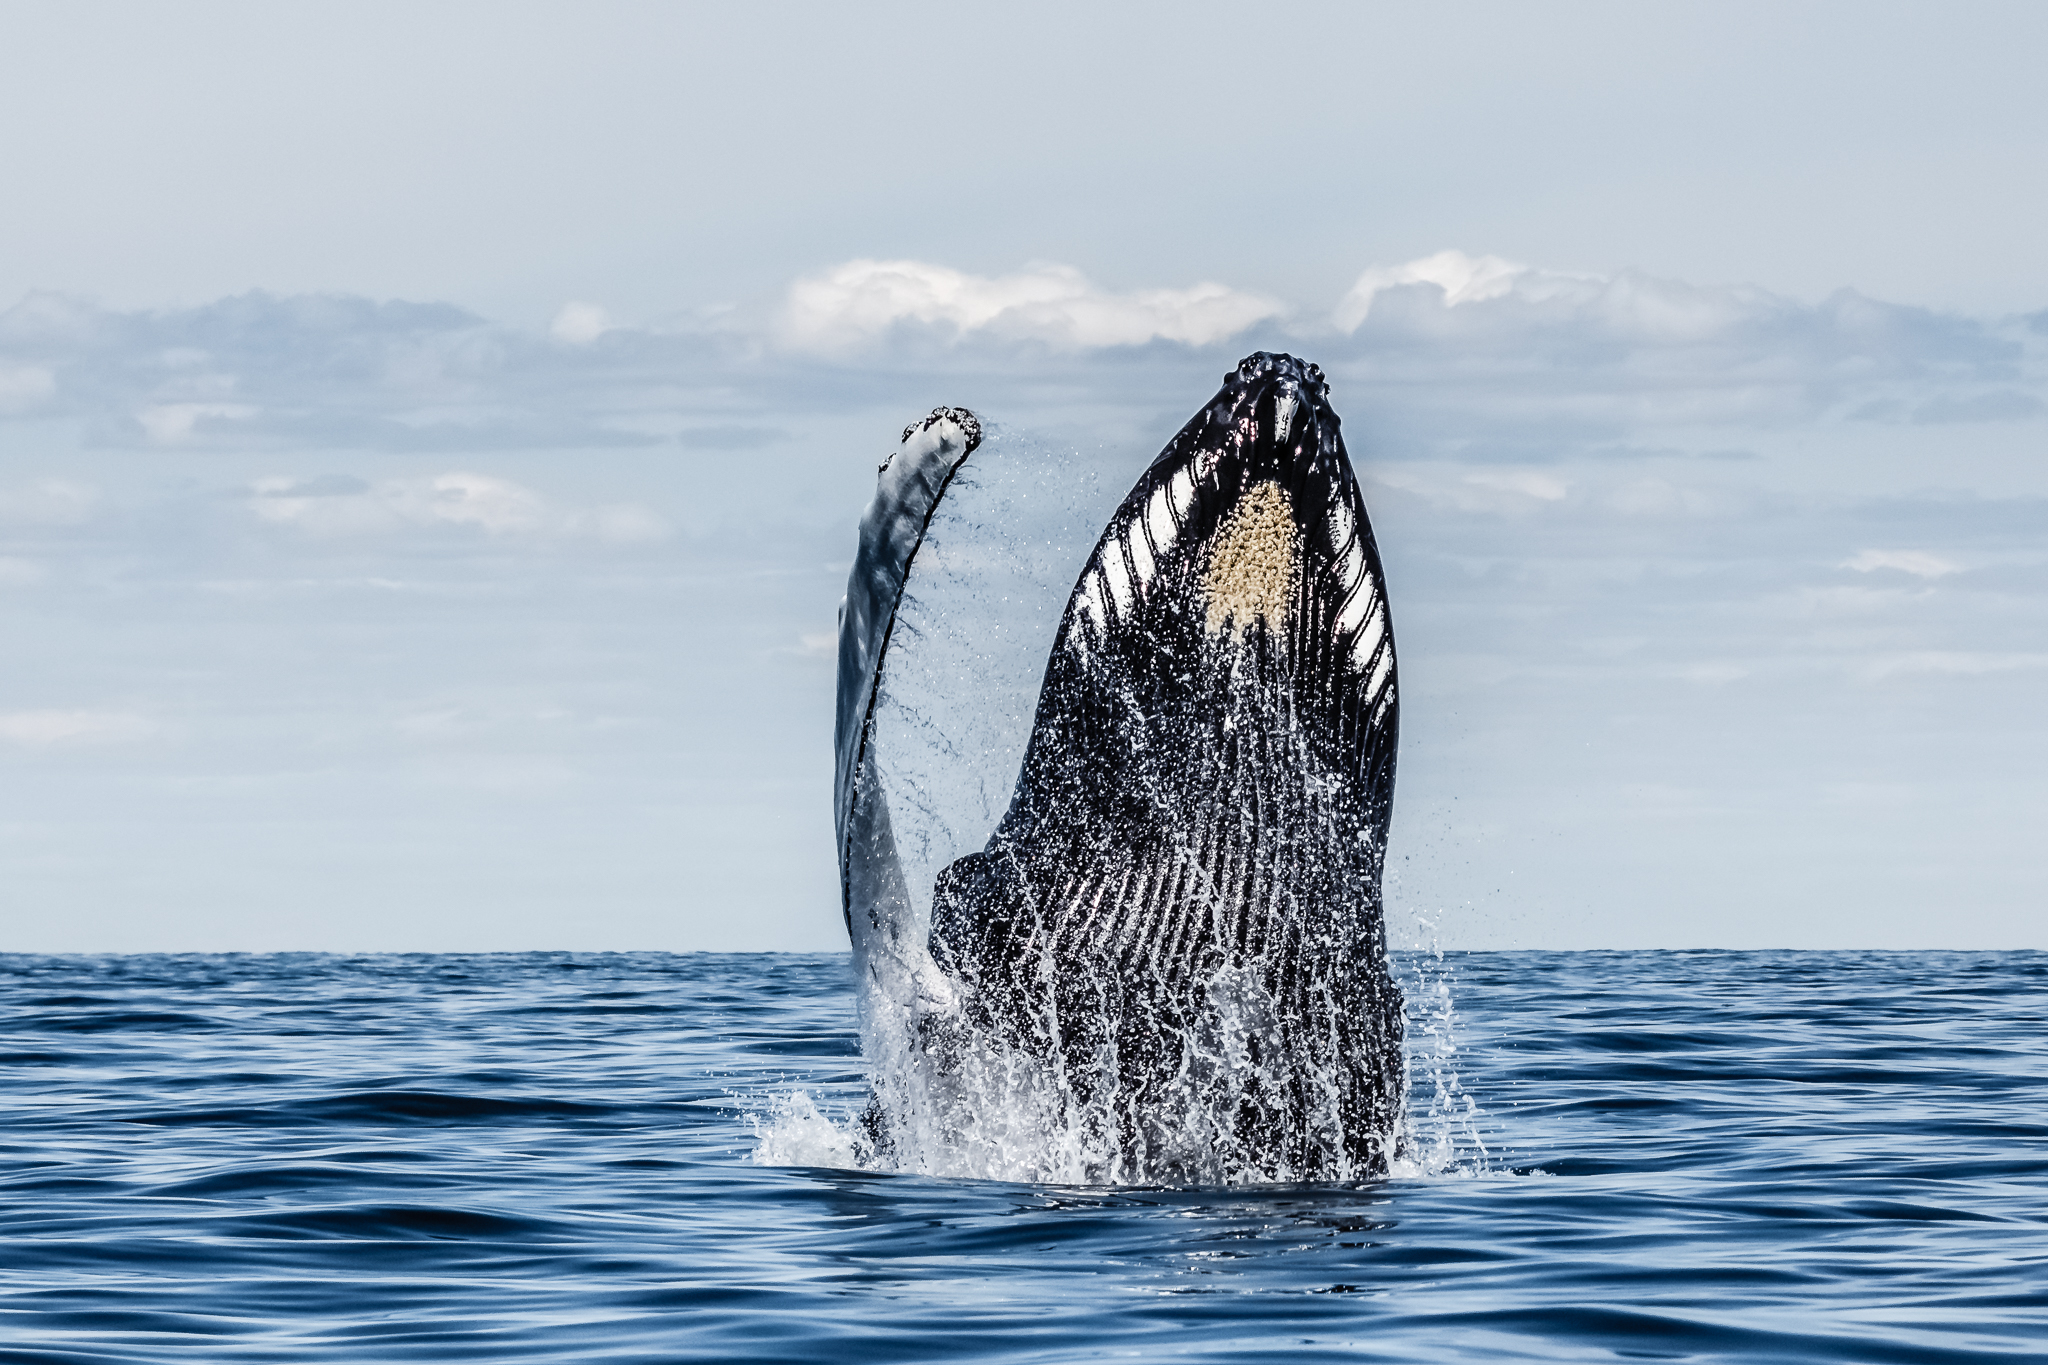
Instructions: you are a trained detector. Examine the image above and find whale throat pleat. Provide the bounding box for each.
[1145,484,1178,564]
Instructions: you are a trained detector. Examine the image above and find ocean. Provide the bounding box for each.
[1,949,2041,1362]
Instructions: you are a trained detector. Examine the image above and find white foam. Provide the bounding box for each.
[747,1091,864,1170]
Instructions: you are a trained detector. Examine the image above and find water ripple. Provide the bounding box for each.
[0,949,2042,1361]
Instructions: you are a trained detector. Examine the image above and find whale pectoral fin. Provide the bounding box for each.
[835,407,983,944]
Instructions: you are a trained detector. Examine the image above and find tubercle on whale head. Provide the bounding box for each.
[1227,351,1328,402]
[1185,352,1344,492]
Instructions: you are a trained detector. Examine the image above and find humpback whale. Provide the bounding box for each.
[836,356,1402,1183]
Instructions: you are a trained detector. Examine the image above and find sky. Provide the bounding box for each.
[2,1,2044,952]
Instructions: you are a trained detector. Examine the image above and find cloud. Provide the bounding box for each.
[0,290,713,453]
[1314,250,2043,459]
[1864,651,2048,679]
[1333,250,1530,330]
[1463,469,1569,502]
[1905,390,2044,424]
[0,363,54,413]
[1673,662,1750,685]
[0,479,98,524]
[4,260,2037,470]
[248,471,667,541]
[0,710,155,747]
[781,259,1283,352]
[551,302,615,345]
[1772,583,1933,618]
[675,424,786,450]
[1842,549,1962,578]
[1334,250,1809,346]
[1372,466,1570,514]
[136,401,259,443]
[1604,478,1747,518]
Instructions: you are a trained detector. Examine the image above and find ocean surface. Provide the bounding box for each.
[1,949,2042,1363]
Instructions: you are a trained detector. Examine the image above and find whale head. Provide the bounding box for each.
[1057,351,1395,736]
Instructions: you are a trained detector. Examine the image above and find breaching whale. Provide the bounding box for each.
[835,356,1402,1182]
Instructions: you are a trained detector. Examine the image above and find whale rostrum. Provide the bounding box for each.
[836,357,1403,1182]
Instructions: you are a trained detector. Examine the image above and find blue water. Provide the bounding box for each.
[1,951,2042,1362]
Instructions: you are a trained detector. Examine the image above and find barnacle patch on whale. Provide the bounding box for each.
[1202,480,1299,640]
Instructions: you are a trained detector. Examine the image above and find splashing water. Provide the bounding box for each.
[749,938,1487,1185]
[747,962,1484,1184]
[1391,912,1491,1179]
[746,1091,862,1170]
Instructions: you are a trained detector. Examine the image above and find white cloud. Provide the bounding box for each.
[1315,251,2038,445]
[1842,549,1962,578]
[1329,248,1906,353]
[1823,781,1917,806]
[1464,469,1568,501]
[782,259,1283,351]
[0,364,55,413]
[1333,250,1528,330]
[2,269,2028,467]
[0,557,45,586]
[0,710,155,747]
[560,504,667,542]
[1865,651,2048,679]
[249,472,666,541]
[1674,662,1750,685]
[383,472,548,533]
[551,301,615,345]
[1335,249,1764,342]
[1374,466,1568,513]
[0,479,98,525]
[1773,584,1931,618]
[137,402,258,443]
[1605,479,1745,518]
